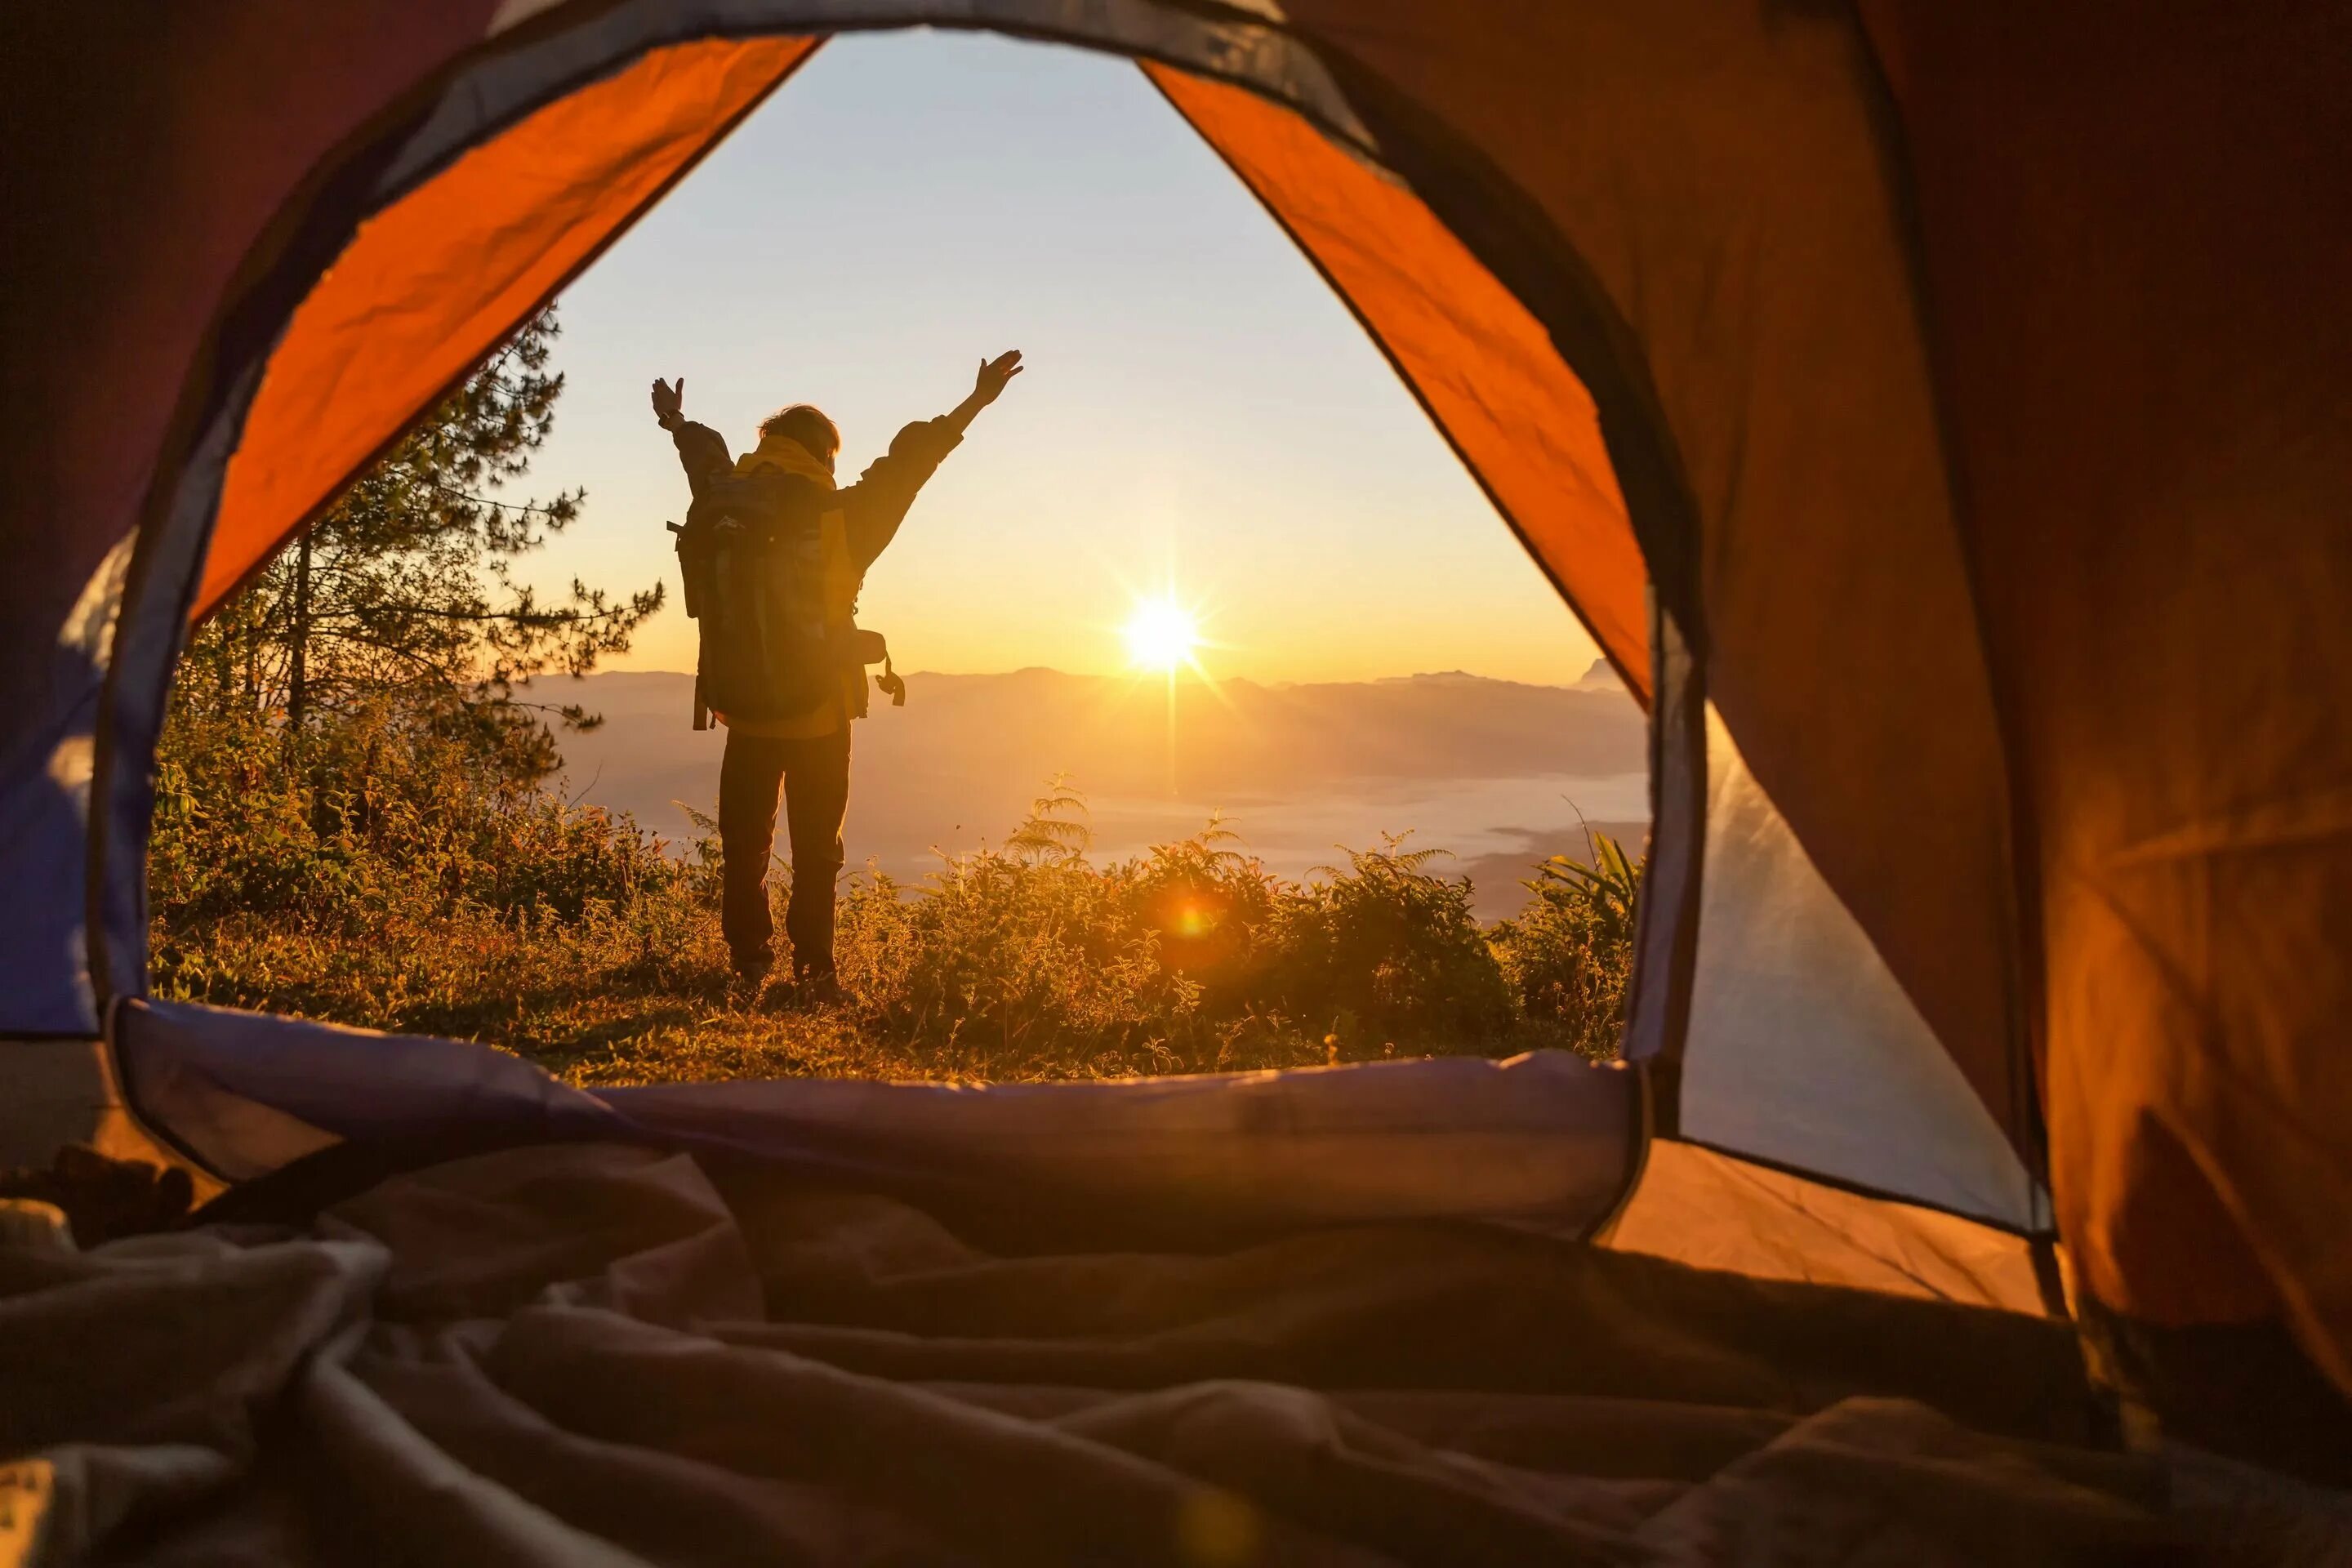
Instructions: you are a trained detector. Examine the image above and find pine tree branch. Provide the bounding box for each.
[329,603,645,626]
[416,478,581,519]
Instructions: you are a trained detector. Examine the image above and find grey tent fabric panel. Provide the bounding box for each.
[118,999,1634,1238]
[1622,596,1704,1071]
[0,535,135,1034]
[604,1049,1635,1239]
[1679,704,2038,1229]
[116,999,644,1182]
[0,731,100,1035]
[408,0,1379,198]
[91,363,268,1010]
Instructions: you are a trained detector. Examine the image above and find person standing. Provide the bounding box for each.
[652,350,1023,1000]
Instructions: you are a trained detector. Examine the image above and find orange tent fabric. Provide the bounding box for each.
[1146,66,1648,697]
[196,36,817,617]
[1862,0,2352,1388]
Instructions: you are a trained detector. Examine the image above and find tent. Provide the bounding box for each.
[4,0,2349,1535]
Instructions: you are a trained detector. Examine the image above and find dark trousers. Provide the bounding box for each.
[717,725,851,978]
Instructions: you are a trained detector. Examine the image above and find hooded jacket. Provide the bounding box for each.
[670,416,960,737]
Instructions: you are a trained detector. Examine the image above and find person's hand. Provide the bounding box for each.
[650,376,685,430]
[971,350,1023,407]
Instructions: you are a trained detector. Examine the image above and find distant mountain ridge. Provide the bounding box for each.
[532,667,1646,919]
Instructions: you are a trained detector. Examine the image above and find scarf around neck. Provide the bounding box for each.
[735,433,837,490]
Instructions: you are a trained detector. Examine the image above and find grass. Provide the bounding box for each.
[149,702,1637,1087]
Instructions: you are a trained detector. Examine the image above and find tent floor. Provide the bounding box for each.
[8,1139,2346,1563]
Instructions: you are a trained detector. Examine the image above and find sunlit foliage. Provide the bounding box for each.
[151,699,1640,1085]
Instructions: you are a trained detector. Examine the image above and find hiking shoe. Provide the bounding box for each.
[796,970,846,1009]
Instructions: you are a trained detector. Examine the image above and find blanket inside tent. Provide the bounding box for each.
[6,1140,2345,1566]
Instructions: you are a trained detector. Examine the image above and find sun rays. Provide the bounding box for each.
[1122,595,1200,675]
[1107,581,1225,795]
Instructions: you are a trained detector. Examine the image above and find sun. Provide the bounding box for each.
[1123,596,1200,674]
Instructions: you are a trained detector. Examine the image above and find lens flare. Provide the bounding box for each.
[1123,596,1199,674]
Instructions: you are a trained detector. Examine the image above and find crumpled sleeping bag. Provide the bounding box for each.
[3,1142,2343,1565]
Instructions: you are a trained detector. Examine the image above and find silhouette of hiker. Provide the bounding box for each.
[653,351,1023,1001]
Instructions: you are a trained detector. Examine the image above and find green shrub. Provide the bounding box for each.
[1259,835,1514,1055]
[1490,831,1641,1059]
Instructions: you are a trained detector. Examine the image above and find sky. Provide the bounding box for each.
[518,31,1602,687]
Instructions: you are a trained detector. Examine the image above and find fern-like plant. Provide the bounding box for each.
[1003,774,1094,864]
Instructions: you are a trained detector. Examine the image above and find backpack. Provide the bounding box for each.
[669,470,840,730]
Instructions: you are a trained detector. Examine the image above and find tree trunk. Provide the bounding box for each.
[243,599,259,708]
[212,601,234,714]
[287,529,313,732]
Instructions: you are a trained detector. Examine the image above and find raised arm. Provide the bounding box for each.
[841,350,1025,568]
[942,350,1023,435]
[651,376,732,497]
